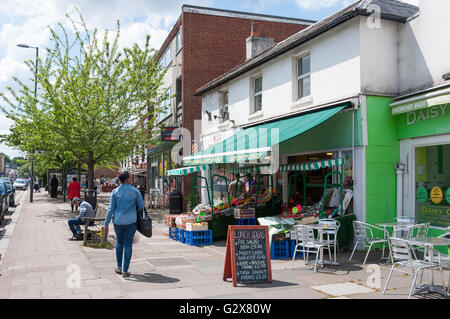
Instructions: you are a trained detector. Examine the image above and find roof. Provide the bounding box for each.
[195,0,419,96]
[156,4,316,62]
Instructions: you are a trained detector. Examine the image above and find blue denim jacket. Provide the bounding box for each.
[104,184,145,226]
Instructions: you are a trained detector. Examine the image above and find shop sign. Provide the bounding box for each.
[398,103,450,139]
[406,105,447,126]
[430,186,443,204]
[416,186,428,203]
[161,127,179,142]
[446,187,450,204]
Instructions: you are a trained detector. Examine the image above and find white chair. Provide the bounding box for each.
[349,221,390,265]
[291,225,325,272]
[383,237,444,299]
[318,218,340,264]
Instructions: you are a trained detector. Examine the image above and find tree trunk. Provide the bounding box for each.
[88,151,95,191]
[77,161,81,184]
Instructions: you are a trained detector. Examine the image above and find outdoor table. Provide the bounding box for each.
[307,223,339,267]
[376,222,418,261]
[406,237,450,298]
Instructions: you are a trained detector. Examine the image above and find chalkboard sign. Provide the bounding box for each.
[223,225,272,287]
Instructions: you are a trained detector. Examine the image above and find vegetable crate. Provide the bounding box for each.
[270,240,291,259]
[168,227,177,240]
[234,218,257,225]
[176,228,185,243]
[234,208,255,219]
[185,230,213,246]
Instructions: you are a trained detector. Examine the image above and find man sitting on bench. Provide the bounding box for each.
[67,197,94,241]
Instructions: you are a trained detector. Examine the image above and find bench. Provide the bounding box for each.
[81,203,108,245]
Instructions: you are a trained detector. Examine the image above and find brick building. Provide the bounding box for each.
[145,5,314,199]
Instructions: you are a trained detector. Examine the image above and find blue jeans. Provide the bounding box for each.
[114,223,137,272]
[68,218,85,236]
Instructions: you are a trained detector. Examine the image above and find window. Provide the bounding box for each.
[414,144,450,228]
[160,44,172,68]
[157,87,173,123]
[176,27,182,53]
[175,76,182,106]
[219,91,229,122]
[253,75,262,113]
[296,54,310,99]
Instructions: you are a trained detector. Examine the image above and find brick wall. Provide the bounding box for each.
[180,13,309,197]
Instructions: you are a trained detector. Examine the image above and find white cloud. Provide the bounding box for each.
[0,0,212,158]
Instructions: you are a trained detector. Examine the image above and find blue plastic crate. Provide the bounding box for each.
[270,240,290,259]
[176,228,185,243]
[234,218,257,225]
[289,239,304,258]
[185,230,213,246]
[169,227,177,240]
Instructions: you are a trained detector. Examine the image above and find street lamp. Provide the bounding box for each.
[17,43,39,203]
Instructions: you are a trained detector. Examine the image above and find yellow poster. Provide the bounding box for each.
[430,186,443,204]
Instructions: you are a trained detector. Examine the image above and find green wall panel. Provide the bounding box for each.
[365,96,399,225]
[280,108,362,155]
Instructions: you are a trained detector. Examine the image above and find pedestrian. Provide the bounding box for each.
[104,171,144,278]
[67,197,94,240]
[68,177,81,212]
[50,175,58,198]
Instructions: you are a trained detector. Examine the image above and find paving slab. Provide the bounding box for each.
[311,282,375,297]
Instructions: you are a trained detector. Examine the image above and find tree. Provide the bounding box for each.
[1,11,168,189]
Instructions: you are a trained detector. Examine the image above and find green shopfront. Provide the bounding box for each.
[392,86,450,236]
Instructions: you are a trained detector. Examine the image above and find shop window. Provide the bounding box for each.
[296,54,310,99]
[415,144,450,228]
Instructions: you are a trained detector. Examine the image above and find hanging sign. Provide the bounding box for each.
[223,225,272,287]
[430,186,443,204]
[416,186,428,203]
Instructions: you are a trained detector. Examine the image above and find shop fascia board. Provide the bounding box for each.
[391,86,450,115]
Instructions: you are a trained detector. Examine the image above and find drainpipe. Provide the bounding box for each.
[395,163,405,218]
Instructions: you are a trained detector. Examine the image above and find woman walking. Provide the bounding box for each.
[104,171,144,277]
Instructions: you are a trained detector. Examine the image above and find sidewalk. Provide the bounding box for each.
[0,190,444,299]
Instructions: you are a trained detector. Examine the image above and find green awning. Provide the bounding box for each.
[183,104,348,166]
[281,158,345,172]
[167,165,209,176]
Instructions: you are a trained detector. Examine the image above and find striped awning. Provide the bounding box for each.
[281,158,345,172]
[167,165,209,176]
[228,166,269,174]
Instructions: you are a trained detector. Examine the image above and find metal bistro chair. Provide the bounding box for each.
[383,237,444,299]
[318,218,341,264]
[349,221,390,265]
[291,224,326,273]
[431,233,450,296]
[402,223,430,259]
[392,217,418,239]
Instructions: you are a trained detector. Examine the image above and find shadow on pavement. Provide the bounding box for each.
[126,272,180,284]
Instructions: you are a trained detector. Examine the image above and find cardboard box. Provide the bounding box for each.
[185,222,209,231]
[234,208,255,219]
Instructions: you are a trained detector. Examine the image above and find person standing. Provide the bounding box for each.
[50,175,58,198]
[67,197,94,240]
[68,177,81,212]
[104,171,144,278]
[228,174,245,198]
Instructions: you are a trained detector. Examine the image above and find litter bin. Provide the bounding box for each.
[169,188,182,214]
[84,189,97,211]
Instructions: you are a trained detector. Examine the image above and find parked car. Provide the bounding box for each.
[0,182,8,219]
[0,178,15,207]
[13,178,28,191]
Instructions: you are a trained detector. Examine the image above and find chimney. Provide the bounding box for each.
[246,21,275,61]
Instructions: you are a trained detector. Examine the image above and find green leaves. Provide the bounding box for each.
[1,9,168,188]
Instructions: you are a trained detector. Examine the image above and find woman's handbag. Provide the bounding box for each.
[136,207,152,238]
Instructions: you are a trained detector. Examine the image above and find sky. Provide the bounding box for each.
[0,0,419,159]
